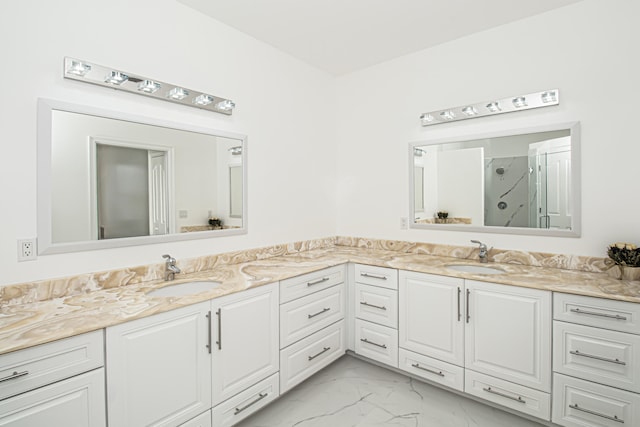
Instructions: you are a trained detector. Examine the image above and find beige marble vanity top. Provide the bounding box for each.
[1,236,638,356]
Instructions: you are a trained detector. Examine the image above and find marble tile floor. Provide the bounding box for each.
[236,355,546,427]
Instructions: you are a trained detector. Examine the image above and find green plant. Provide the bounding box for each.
[607,242,640,267]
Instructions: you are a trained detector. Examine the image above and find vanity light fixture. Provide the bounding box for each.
[228,146,242,155]
[138,80,161,94]
[167,87,189,100]
[63,57,236,115]
[104,71,128,85]
[193,94,214,106]
[66,60,91,76]
[420,89,559,126]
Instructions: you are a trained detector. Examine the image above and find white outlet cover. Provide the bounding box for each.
[18,238,37,261]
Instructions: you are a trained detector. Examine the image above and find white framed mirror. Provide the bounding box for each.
[409,121,581,237]
[37,98,247,254]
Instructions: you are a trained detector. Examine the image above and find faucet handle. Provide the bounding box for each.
[162,254,175,263]
[470,240,486,249]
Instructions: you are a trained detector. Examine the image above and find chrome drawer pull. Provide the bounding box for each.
[308,346,331,361]
[482,387,526,404]
[569,404,624,423]
[0,370,29,383]
[570,350,626,365]
[308,307,331,319]
[570,308,627,321]
[234,392,268,415]
[360,301,387,311]
[215,308,222,350]
[360,338,387,349]
[411,363,444,377]
[307,277,330,286]
[360,272,387,280]
[206,311,212,354]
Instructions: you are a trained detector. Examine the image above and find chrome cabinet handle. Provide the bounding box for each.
[570,350,626,365]
[308,307,331,319]
[360,301,387,311]
[215,308,222,350]
[457,287,461,322]
[307,277,329,286]
[466,289,471,323]
[206,311,212,354]
[0,370,29,383]
[411,363,444,377]
[569,404,624,423]
[360,338,387,349]
[360,272,387,280]
[570,308,627,321]
[308,347,331,361]
[482,387,526,404]
[234,392,268,415]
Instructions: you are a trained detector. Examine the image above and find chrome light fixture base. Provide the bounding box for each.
[420,89,559,126]
[63,57,235,115]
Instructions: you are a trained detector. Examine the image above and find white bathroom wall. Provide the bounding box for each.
[334,0,640,257]
[0,0,337,285]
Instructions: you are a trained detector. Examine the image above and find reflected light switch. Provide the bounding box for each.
[179,210,188,218]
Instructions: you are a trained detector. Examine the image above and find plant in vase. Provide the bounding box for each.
[436,211,449,224]
[208,217,223,229]
[607,242,640,281]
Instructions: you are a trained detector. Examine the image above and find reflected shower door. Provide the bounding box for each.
[96,144,150,239]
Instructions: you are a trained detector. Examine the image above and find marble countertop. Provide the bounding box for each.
[1,246,639,356]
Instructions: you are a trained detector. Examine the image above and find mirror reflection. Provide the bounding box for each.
[410,123,580,236]
[38,99,247,254]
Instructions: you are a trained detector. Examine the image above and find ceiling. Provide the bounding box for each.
[178,0,583,76]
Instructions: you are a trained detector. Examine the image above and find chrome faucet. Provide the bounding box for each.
[163,254,181,281]
[470,240,489,263]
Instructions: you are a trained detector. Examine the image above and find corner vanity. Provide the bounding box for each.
[1,238,639,427]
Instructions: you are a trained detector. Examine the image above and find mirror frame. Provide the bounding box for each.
[408,121,581,237]
[37,98,248,254]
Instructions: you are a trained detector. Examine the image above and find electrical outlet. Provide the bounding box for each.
[400,217,408,230]
[18,239,37,261]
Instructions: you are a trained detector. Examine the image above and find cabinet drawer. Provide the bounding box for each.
[354,319,398,368]
[465,370,550,421]
[354,264,398,290]
[553,373,640,427]
[212,373,279,427]
[280,321,345,393]
[355,283,398,328]
[280,265,345,304]
[398,349,463,392]
[554,321,640,392]
[0,330,104,401]
[0,368,106,427]
[554,293,640,334]
[280,283,345,348]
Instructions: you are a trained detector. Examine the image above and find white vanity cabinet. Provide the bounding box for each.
[106,301,212,427]
[279,266,346,393]
[353,264,399,368]
[552,293,640,427]
[398,272,552,420]
[0,330,105,427]
[398,271,465,391]
[211,283,279,406]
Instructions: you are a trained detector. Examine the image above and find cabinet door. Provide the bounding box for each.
[0,369,105,427]
[465,280,551,392]
[106,301,211,427]
[399,271,464,366]
[212,283,279,405]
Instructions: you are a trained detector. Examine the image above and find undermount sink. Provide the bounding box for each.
[446,264,505,275]
[146,281,221,297]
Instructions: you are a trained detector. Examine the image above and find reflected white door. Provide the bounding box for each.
[149,151,169,235]
[546,150,571,229]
